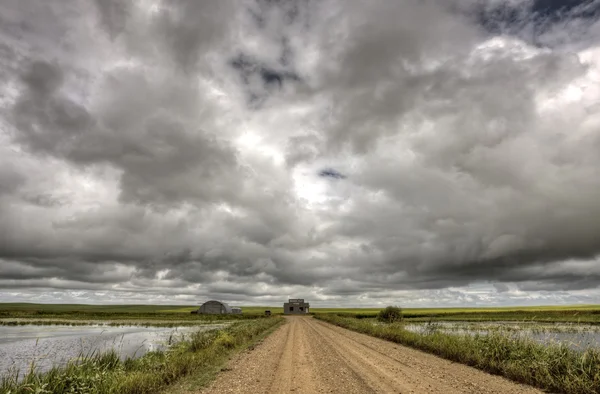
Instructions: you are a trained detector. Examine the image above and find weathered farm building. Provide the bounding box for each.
[283,298,310,314]
[196,300,242,315]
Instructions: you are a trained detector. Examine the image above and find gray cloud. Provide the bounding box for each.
[1,0,600,307]
[92,0,129,40]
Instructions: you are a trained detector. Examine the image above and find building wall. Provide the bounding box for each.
[283,299,310,314]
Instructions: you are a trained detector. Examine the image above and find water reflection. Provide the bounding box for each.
[400,321,600,351]
[0,324,225,377]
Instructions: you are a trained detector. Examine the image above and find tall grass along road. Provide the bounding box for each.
[1,318,282,394]
[201,316,540,394]
[317,314,600,394]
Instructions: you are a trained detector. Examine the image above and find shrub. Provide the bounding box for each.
[214,332,236,349]
[377,306,403,323]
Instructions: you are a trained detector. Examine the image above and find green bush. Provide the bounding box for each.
[214,332,236,349]
[377,306,403,323]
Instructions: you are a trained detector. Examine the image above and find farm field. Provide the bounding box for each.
[0,303,262,324]
[312,305,600,324]
[5,303,600,327]
[5,302,600,314]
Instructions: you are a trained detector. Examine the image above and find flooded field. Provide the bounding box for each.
[402,321,600,351]
[0,323,226,378]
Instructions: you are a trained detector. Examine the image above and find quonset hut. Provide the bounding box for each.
[283,298,310,314]
[197,300,242,314]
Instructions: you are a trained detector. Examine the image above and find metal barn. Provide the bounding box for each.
[283,298,310,314]
[198,300,235,314]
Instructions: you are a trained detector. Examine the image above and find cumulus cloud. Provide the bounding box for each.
[1,0,600,307]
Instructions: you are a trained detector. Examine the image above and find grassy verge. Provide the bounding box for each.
[1,317,283,394]
[164,315,284,393]
[315,314,600,394]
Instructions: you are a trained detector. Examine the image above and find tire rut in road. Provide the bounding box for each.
[304,317,429,393]
[300,317,374,393]
[268,316,296,392]
[269,316,320,393]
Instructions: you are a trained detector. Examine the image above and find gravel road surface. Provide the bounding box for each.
[202,316,543,394]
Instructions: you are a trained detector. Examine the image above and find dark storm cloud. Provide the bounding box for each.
[475,0,600,48]
[318,168,346,180]
[229,0,309,106]
[231,54,300,87]
[1,0,600,306]
[92,0,129,40]
[12,59,241,206]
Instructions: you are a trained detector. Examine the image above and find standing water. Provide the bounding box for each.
[401,321,600,351]
[0,324,225,378]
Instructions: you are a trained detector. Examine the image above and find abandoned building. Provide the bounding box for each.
[197,300,242,315]
[283,298,310,314]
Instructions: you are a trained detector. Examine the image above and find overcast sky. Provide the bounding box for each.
[1,0,600,307]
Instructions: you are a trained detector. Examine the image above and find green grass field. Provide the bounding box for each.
[3,303,600,323]
[311,305,600,323]
[6,303,599,313]
[0,303,194,313]
[312,304,600,314]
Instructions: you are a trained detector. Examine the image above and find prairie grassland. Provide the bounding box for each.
[311,305,600,323]
[0,303,265,326]
[4,303,600,324]
[0,319,237,327]
[0,303,188,313]
[1,317,283,394]
[316,314,600,394]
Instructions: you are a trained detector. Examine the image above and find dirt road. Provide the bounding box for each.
[202,316,542,394]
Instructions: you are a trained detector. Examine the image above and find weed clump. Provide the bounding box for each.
[377,306,403,323]
[214,332,236,349]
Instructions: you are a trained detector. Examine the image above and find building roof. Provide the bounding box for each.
[201,300,233,313]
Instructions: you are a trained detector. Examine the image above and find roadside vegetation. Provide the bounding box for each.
[377,305,403,323]
[1,317,283,394]
[316,313,600,394]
